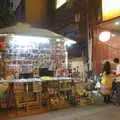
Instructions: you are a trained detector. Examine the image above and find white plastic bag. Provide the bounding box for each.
[95,81,101,89]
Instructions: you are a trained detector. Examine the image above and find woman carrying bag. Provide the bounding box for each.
[101,61,112,104]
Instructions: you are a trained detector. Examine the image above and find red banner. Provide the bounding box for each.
[0,36,6,48]
[0,41,6,48]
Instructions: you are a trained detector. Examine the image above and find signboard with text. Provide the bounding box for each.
[56,0,67,9]
[102,0,120,21]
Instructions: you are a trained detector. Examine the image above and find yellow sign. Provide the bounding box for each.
[102,0,120,21]
[56,0,67,9]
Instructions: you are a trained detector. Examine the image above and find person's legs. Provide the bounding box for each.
[104,95,107,103]
[106,95,111,103]
[108,95,111,103]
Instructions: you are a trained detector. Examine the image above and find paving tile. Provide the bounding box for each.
[13,105,120,120]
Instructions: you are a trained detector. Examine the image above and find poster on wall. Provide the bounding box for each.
[102,0,120,21]
[56,0,67,9]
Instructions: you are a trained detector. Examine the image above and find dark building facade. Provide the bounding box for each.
[7,0,49,27]
[50,0,86,58]
[92,0,120,74]
[49,0,100,72]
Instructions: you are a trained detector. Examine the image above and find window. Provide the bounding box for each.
[56,0,67,9]
[10,0,21,11]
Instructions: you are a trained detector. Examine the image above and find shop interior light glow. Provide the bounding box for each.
[0,34,9,36]
[10,35,50,46]
[64,39,76,47]
[115,21,120,25]
[99,31,111,42]
[56,39,61,42]
[9,35,76,49]
[112,34,116,37]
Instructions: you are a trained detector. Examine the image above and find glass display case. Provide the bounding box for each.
[2,35,68,80]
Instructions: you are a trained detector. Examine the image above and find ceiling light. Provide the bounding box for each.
[112,34,116,37]
[115,21,120,25]
[64,39,76,47]
[99,31,111,42]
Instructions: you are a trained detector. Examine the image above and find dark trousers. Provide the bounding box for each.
[104,95,110,103]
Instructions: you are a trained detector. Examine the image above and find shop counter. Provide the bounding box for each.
[0,77,94,117]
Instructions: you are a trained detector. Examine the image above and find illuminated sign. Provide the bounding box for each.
[56,0,67,9]
[102,0,120,21]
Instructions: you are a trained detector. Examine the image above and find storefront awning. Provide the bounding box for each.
[0,23,76,44]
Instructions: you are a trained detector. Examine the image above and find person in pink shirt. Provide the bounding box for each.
[113,58,120,76]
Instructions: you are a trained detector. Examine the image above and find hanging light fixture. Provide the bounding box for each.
[99,31,111,42]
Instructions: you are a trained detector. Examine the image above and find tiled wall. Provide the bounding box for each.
[93,40,120,74]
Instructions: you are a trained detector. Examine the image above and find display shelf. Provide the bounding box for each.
[0,77,94,117]
[3,37,67,78]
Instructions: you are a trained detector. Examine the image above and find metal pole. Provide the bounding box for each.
[85,0,90,77]
[85,0,93,78]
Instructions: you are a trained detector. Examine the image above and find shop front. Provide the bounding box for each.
[93,0,120,74]
[0,23,94,118]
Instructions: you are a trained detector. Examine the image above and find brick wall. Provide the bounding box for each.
[93,40,120,74]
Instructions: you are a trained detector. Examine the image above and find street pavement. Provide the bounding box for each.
[13,105,120,120]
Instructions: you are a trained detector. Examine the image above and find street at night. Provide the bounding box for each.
[0,0,120,120]
[13,105,120,120]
